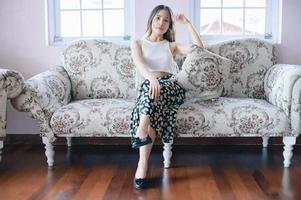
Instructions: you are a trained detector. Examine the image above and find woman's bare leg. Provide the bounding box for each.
[136,114,151,138]
[135,123,156,179]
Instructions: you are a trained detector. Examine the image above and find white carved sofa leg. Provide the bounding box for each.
[163,142,172,168]
[262,136,270,148]
[42,137,55,168]
[66,137,72,147]
[283,136,297,167]
[0,140,3,162]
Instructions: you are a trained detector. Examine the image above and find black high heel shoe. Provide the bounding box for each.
[134,178,148,189]
[131,135,152,149]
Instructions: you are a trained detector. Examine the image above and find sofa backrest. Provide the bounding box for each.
[62,40,137,100]
[62,38,276,101]
[206,38,277,99]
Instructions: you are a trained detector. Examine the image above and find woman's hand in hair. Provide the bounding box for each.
[173,13,190,25]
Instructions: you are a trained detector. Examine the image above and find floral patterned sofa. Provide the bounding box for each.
[11,39,301,168]
[0,68,24,162]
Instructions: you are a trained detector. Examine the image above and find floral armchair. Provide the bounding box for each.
[0,68,24,161]
[11,39,301,168]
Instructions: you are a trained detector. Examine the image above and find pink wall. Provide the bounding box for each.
[277,0,301,64]
[0,0,300,135]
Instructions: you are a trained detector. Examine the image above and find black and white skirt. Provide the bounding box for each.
[130,75,185,143]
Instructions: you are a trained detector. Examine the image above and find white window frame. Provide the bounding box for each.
[45,0,134,45]
[190,0,281,44]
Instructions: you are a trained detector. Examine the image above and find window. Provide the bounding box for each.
[47,0,133,45]
[191,0,281,43]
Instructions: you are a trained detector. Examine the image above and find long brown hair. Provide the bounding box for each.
[145,5,175,42]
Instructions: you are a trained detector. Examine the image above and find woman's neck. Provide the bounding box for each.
[147,34,164,42]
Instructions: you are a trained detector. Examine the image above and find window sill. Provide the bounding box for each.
[47,36,131,47]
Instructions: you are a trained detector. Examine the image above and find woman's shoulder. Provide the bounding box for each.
[131,39,142,48]
[169,41,177,48]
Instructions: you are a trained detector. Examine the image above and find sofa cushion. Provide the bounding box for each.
[50,98,292,137]
[176,45,232,100]
[62,40,137,100]
[176,97,291,137]
[206,39,276,99]
[50,99,134,137]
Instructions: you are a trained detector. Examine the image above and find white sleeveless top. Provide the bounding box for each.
[135,36,179,88]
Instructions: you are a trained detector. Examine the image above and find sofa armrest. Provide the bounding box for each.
[264,64,301,132]
[0,69,24,98]
[11,66,72,141]
[291,78,301,133]
[0,69,24,136]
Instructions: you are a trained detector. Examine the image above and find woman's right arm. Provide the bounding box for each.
[131,40,153,80]
[131,40,161,101]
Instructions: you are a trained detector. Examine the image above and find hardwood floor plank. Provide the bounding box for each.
[187,165,222,200]
[208,155,238,200]
[0,146,50,200]
[145,161,164,200]
[40,165,91,200]
[71,165,117,200]
[101,164,130,200]
[161,166,192,200]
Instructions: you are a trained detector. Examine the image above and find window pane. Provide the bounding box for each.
[223,0,243,7]
[82,0,102,9]
[245,9,265,35]
[245,0,266,7]
[200,0,221,7]
[222,9,243,34]
[103,0,124,9]
[104,10,124,36]
[61,11,81,37]
[60,0,80,9]
[82,11,102,37]
[200,9,221,34]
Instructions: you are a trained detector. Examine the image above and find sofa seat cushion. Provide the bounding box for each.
[176,97,292,137]
[50,99,134,137]
[50,98,292,137]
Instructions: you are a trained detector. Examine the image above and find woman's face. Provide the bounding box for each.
[151,9,170,36]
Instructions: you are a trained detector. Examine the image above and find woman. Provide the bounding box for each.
[130,4,203,189]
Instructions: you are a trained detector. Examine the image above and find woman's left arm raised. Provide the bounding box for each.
[171,14,204,55]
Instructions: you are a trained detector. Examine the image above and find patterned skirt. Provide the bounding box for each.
[130,75,186,143]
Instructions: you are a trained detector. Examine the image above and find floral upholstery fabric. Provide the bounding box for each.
[264,64,301,116]
[50,99,134,137]
[49,97,292,137]
[264,64,301,133]
[291,78,301,133]
[11,66,71,142]
[207,39,277,98]
[0,69,24,137]
[176,45,232,100]
[62,40,137,100]
[176,97,292,137]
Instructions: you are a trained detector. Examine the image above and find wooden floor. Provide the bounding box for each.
[1,145,301,200]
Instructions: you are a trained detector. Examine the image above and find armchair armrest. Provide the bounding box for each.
[0,69,24,98]
[0,69,24,136]
[264,64,301,133]
[11,66,72,141]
